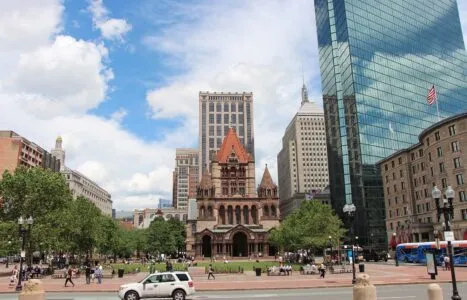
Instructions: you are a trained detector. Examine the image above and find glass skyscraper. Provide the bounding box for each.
[314,0,467,246]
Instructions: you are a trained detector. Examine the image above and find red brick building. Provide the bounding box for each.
[186,128,280,258]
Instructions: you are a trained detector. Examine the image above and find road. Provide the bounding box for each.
[0,283,465,299]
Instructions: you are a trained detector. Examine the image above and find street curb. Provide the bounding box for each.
[0,279,465,294]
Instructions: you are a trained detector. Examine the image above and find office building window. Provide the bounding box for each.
[399,157,402,164]
[216,103,222,112]
[209,126,214,136]
[437,147,443,157]
[426,138,430,146]
[209,102,214,112]
[459,191,467,202]
[454,157,461,169]
[209,138,214,148]
[451,141,460,152]
[216,114,222,124]
[231,103,236,112]
[442,178,447,188]
[462,209,467,220]
[448,125,456,136]
[224,114,229,125]
[209,114,214,124]
[439,162,445,173]
[456,174,464,186]
[435,131,440,141]
[224,103,229,112]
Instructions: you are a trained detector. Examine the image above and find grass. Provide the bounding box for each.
[111,260,303,274]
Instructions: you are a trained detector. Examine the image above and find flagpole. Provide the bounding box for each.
[435,89,440,122]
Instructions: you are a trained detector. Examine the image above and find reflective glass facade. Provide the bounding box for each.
[314,0,467,246]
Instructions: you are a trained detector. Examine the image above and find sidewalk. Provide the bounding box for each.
[0,263,466,293]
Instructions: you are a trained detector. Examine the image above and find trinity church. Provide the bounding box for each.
[186,128,280,258]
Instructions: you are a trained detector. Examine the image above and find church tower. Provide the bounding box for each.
[51,136,65,171]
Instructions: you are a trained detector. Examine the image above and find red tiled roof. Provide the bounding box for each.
[216,128,252,163]
[259,165,276,189]
[199,167,213,189]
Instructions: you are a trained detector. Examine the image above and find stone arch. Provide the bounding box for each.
[271,205,277,217]
[232,231,248,257]
[183,214,187,221]
[202,235,212,257]
[138,214,143,225]
[235,205,241,224]
[174,214,180,220]
[219,205,226,225]
[227,205,233,224]
[251,205,258,224]
[207,205,213,217]
[243,205,249,225]
[200,206,206,218]
[166,214,173,219]
[263,205,269,217]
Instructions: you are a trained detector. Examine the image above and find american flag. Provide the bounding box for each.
[427,85,437,105]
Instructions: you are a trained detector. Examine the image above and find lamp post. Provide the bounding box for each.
[328,236,333,272]
[393,232,399,266]
[432,186,461,300]
[16,216,33,292]
[343,203,357,284]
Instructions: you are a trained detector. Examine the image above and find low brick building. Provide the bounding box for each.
[378,113,467,245]
[186,128,280,258]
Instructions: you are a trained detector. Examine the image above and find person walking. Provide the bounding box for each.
[207,264,215,280]
[319,263,326,278]
[64,266,75,287]
[95,265,103,284]
[85,265,91,284]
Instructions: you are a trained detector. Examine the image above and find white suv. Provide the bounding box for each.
[118,272,195,300]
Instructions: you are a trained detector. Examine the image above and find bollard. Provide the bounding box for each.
[427,283,443,300]
[18,279,45,300]
[353,274,377,300]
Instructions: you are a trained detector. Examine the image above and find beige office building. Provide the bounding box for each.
[172,148,199,210]
[198,91,254,177]
[378,113,467,244]
[277,84,329,217]
[51,137,113,216]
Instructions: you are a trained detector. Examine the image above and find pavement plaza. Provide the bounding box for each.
[0,263,466,293]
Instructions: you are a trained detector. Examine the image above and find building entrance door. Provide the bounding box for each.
[202,235,212,257]
[232,232,248,257]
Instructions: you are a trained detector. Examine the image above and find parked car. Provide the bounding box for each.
[118,271,195,300]
[362,249,388,262]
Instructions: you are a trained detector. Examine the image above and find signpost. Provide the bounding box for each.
[426,251,438,280]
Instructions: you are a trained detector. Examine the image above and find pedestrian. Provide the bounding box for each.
[64,266,75,287]
[444,256,450,271]
[207,264,215,280]
[319,263,326,278]
[95,265,103,284]
[85,265,91,284]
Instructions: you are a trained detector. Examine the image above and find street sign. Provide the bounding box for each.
[20,250,25,258]
[444,231,455,241]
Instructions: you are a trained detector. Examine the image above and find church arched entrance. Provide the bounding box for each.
[232,232,248,257]
[202,235,212,257]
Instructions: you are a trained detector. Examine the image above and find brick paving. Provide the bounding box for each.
[0,263,466,293]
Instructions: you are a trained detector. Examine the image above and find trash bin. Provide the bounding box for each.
[118,268,124,278]
[359,263,365,273]
[255,267,262,276]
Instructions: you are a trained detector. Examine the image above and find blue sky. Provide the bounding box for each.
[0,0,466,211]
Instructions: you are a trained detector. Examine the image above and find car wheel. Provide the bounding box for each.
[124,291,139,300]
[172,289,186,300]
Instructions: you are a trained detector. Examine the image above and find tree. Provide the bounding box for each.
[0,167,72,222]
[167,217,186,252]
[269,201,345,252]
[146,217,186,256]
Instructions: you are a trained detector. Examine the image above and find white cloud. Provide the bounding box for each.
[0,0,173,210]
[88,0,132,41]
[144,0,320,186]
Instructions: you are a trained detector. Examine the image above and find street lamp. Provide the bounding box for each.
[328,236,333,272]
[432,186,461,300]
[16,216,33,292]
[343,203,357,284]
[6,241,11,268]
[393,232,399,266]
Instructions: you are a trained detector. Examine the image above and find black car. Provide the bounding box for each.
[362,249,388,262]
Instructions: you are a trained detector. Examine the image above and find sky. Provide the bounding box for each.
[0,0,466,211]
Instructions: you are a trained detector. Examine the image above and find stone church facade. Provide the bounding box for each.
[186,128,280,258]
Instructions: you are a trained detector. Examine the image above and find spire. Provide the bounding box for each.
[259,164,276,189]
[301,82,309,106]
[55,136,62,149]
[199,166,213,189]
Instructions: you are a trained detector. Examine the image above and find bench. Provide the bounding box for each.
[51,270,80,279]
[300,265,318,275]
[102,270,114,279]
[267,266,292,276]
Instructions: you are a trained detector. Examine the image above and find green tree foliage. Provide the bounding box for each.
[269,201,345,251]
[0,167,72,221]
[146,217,186,256]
